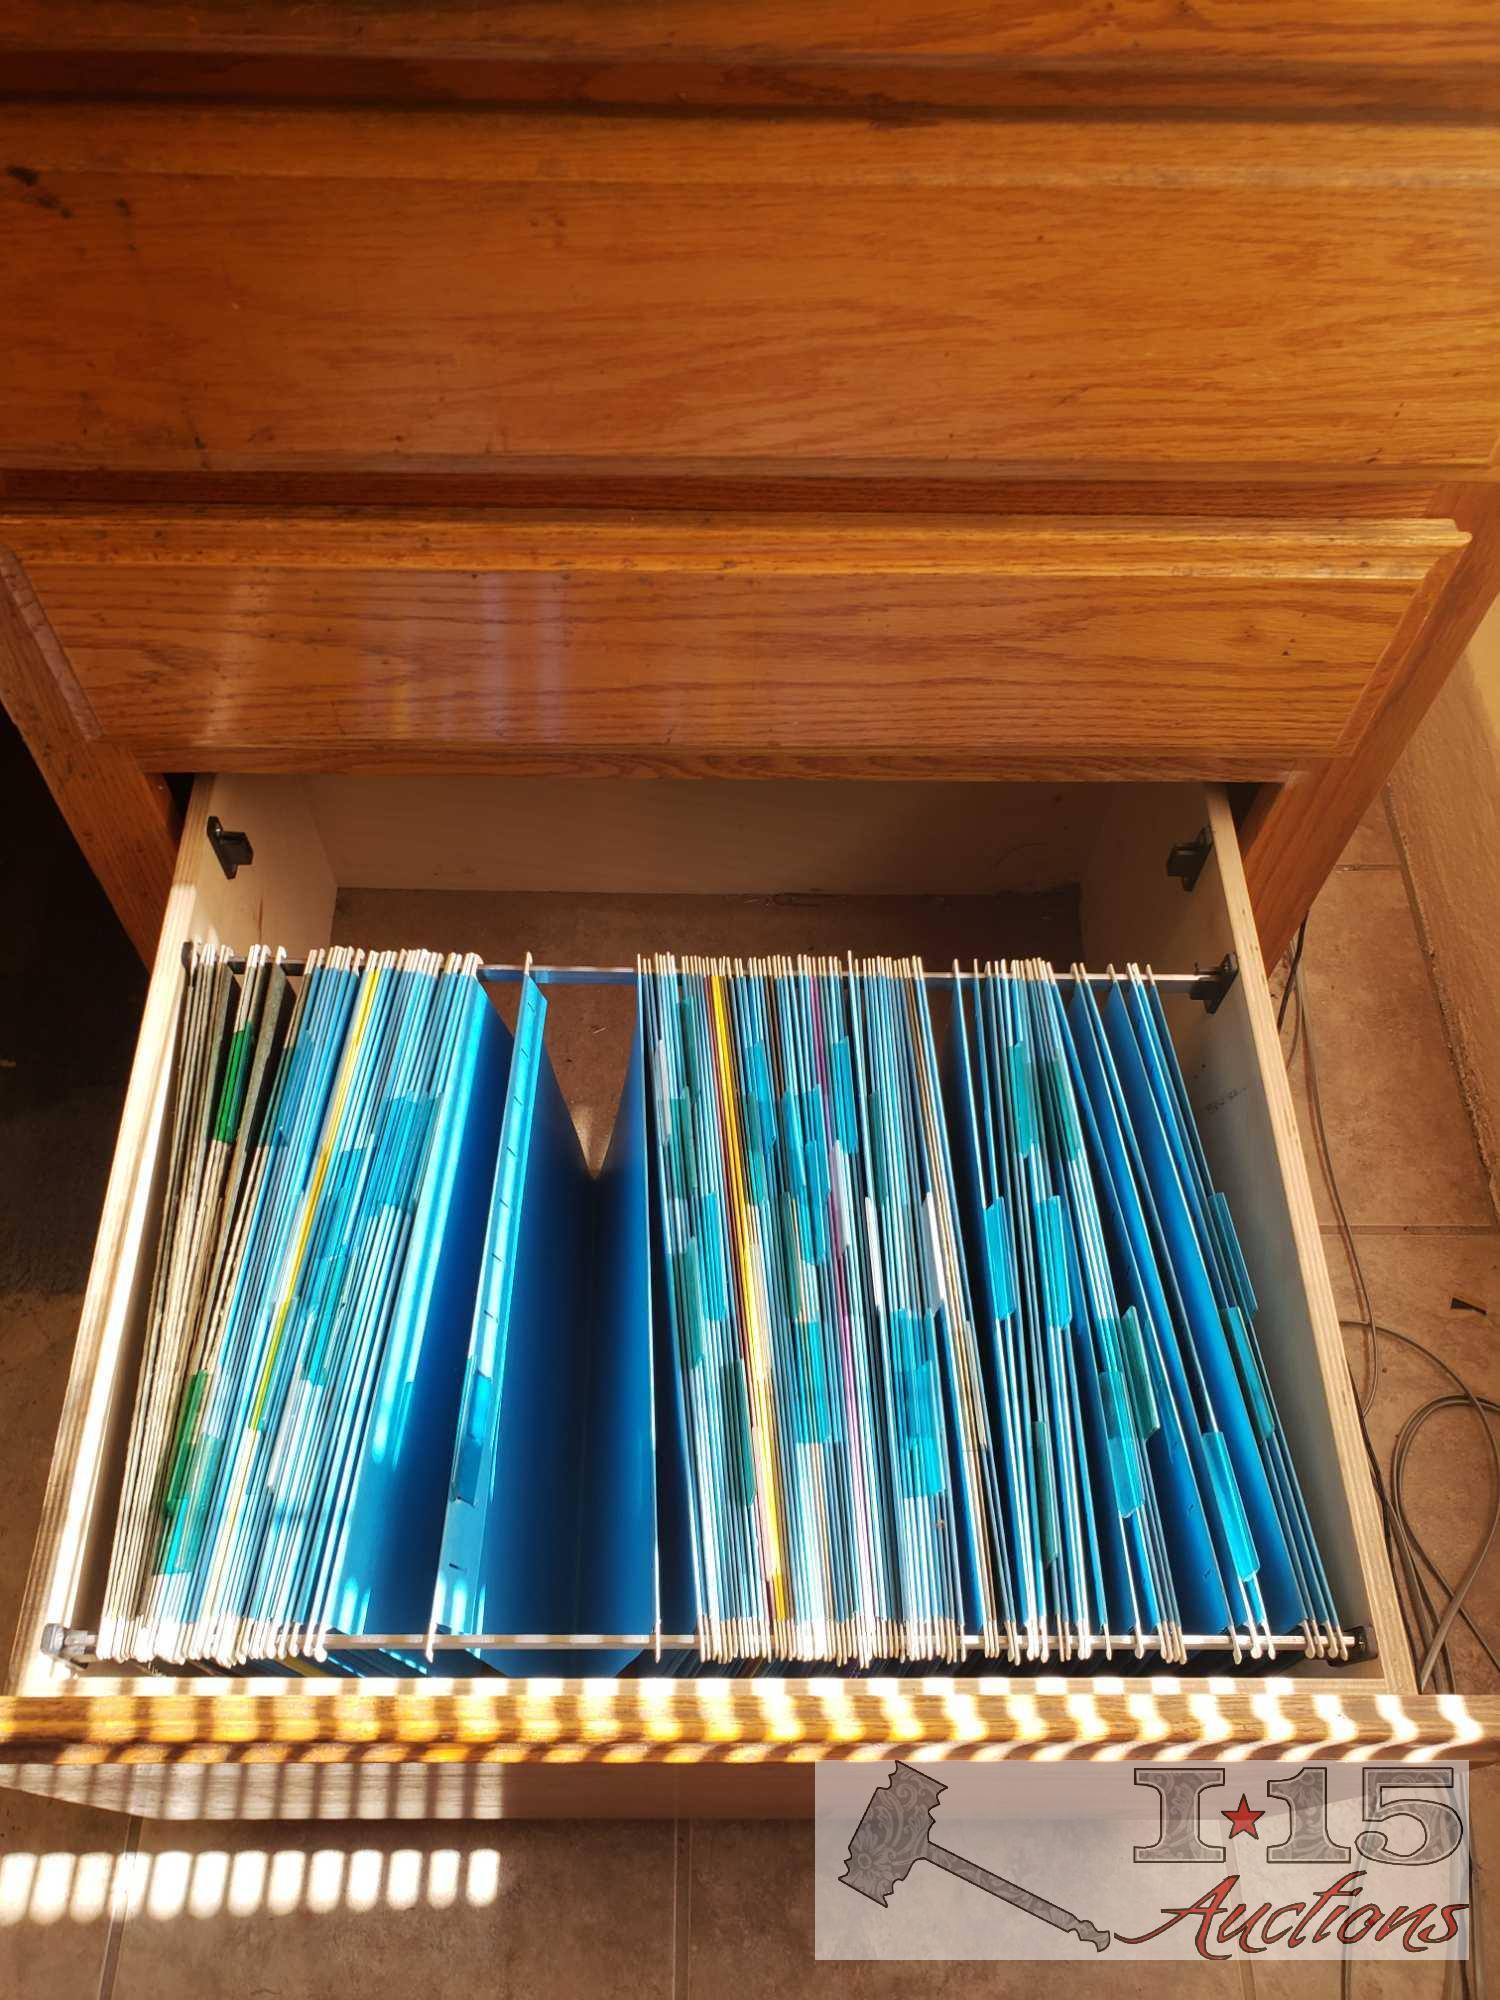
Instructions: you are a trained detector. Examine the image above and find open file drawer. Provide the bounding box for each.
[3,770,1490,1820]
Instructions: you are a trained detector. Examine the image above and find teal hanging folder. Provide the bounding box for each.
[321,971,511,1645]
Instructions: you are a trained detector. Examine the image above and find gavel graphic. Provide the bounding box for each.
[841,1762,1111,1952]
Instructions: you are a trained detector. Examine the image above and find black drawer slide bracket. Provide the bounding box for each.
[1167,825,1214,893]
[206,816,254,880]
[1191,954,1240,1014]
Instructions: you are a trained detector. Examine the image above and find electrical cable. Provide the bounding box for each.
[1284,973,1303,1073]
[1276,916,1308,1035]
[1286,938,1496,2000]
[1391,1381,1500,1686]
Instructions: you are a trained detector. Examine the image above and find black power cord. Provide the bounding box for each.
[1286,930,1495,2000]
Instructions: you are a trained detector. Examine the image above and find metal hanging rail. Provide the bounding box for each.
[47,1623,1369,1668]
[194,952,1239,1009]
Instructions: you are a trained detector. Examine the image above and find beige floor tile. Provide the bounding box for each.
[0,1783,132,2000]
[1464,1762,1500,1986]
[1159,1222,1497,2000]
[1286,868,1493,1229]
[0,1291,84,1647]
[1125,1757,1485,2000]
[1254,1967,1448,1999]
[686,1820,1243,2000]
[1252,1969,1449,1999]
[1249,1762,1488,1999]
[1246,1973,1340,1999]
[1326,1230,1500,1343]
[110,1816,674,2000]
[1327,1233,1500,1697]
[1338,791,1401,870]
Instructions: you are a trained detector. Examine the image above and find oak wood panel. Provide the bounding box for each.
[0,1687,1496,1777]
[5,0,1493,65]
[104,747,1352,784]
[1242,486,1500,965]
[0,551,177,960]
[6,511,1467,777]
[15,108,1495,190]
[4,2,1499,116]
[3,108,1498,479]
[4,509,1467,573]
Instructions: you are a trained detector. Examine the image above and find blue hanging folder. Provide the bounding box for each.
[1002,973,1085,1649]
[1066,978,1234,1638]
[155,954,364,1657]
[1133,974,1336,1637]
[116,942,1348,1675]
[640,969,706,1647]
[946,973,1037,1647]
[432,974,583,1667]
[584,988,695,1651]
[317,970,512,1659]
[1038,972,1180,1649]
[1057,1213,1134,1636]
[1116,971,1328,1634]
[243,957,444,1661]
[1099,978,1300,1633]
[434,974,668,1673]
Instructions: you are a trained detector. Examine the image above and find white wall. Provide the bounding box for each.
[1389,604,1500,1216]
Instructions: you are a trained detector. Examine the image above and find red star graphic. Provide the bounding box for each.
[1222,1794,1265,1841]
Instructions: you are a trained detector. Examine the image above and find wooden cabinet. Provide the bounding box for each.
[8,771,1497,1819]
[2,4,1500,1808]
[3,111,1498,480]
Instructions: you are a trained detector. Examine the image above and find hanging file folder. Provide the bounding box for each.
[94,939,1349,1677]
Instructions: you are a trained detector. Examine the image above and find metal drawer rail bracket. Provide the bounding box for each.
[1193,954,1240,1015]
[1167,826,1214,893]
[205,815,254,880]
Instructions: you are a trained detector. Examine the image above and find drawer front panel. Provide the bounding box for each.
[7,513,1468,777]
[1,108,1498,479]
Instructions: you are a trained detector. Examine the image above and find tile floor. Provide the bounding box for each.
[1,785,1497,1999]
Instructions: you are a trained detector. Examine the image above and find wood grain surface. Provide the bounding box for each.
[4,1,1499,116]
[2,107,1497,480]
[0,552,177,959]
[1242,485,1500,963]
[0,1686,1494,1773]
[3,5,1498,1794]
[4,0,1494,65]
[3,509,1466,777]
